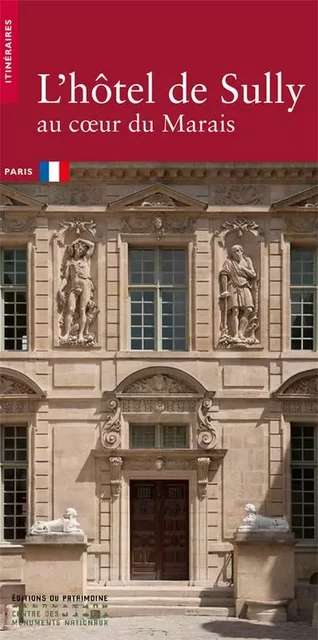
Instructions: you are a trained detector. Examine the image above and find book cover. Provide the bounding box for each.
[0,0,317,635]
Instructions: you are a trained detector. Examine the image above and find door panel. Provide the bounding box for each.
[130,480,189,580]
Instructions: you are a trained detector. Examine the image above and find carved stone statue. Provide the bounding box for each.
[218,244,259,347]
[29,507,84,535]
[237,504,290,532]
[57,238,99,346]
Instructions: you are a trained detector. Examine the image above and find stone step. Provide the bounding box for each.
[106,605,235,617]
[90,586,234,599]
[107,596,234,607]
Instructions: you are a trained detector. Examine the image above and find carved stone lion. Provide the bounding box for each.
[237,503,289,532]
[29,507,84,535]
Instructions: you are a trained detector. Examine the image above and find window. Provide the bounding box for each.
[129,248,187,350]
[130,425,188,449]
[290,248,317,350]
[0,249,28,350]
[0,425,28,541]
[290,424,317,542]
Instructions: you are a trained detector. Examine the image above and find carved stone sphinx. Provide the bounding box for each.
[218,244,259,348]
[57,238,99,346]
[29,507,84,535]
[237,504,289,532]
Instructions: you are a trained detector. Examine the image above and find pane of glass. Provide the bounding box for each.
[162,339,173,350]
[131,339,142,350]
[130,425,156,448]
[131,327,142,338]
[16,250,27,260]
[162,425,187,448]
[4,340,16,350]
[304,529,315,539]
[3,274,14,284]
[16,292,27,302]
[291,492,303,503]
[130,291,142,302]
[4,291,14,302]
[304,468,314,479]
[3,250,14,260]
[175,339,186,350]
[144,339,154,349]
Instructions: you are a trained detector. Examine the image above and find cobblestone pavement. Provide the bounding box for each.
[3,617,317,640]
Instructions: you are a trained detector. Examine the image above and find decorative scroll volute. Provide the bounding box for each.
[197,397,217,450]
[101,397,122,449]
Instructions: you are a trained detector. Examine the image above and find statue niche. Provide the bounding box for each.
[57,237,99,346]
[218,243,259,348]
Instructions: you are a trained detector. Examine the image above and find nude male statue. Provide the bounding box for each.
[58,238,96,343]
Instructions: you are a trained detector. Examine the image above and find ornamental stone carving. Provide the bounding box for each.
[57,237,99,346]
[283,400,318,414]
[0,399,37,414]
[120,398,197,413]
[101,398,122,449]
[212,185,269,206]
[215,218,259,237]
[218,245,259,348]
[284,375,318,396]
[197,398,217,449]
[286,214,318,234]
[140,193,175,207]
[0,214,35,233]
[54,218,100,241]
[237,503,289,532]
[121,215,195,237]
[109,457,123,498]
[197,457,210,499]
[29,508,84,535]
[124,374,194,395]
[0,375,34,395]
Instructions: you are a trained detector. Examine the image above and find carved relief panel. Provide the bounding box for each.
[52,218,101,347]
[214,218,263,349]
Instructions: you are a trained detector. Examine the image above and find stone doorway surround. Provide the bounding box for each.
[93,366,227,585]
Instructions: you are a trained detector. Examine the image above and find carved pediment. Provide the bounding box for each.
[271,186,318,211]
[0,184,46,209]
[121,373,199,395]
[0,371,45,414]
[275,370,318,398]
[0,371,44,398]
[108,184,207,211]
[0,375,35,396]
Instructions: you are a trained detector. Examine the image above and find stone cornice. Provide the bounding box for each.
[70,163,318,184]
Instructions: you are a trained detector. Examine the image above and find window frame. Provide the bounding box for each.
[0,247,28,352]
[0,423,28,543]
[290,246,318,351]
[290,422,318,544]
[128,246,188,352]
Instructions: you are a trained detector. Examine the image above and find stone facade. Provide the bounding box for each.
[0,166,317,608]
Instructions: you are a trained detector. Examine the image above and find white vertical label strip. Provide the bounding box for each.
[49,162,60,182]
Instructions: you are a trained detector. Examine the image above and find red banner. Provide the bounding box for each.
[0,0,317,181]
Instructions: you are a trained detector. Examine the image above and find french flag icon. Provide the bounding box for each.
[39,161,70,182]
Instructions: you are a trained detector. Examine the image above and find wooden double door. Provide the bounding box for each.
[130,480,189,580]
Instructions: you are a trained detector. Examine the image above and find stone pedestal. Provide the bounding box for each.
[23,534,88,596]
[233,531,295,621]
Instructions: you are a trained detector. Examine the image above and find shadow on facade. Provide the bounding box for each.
[201,619,317,639]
